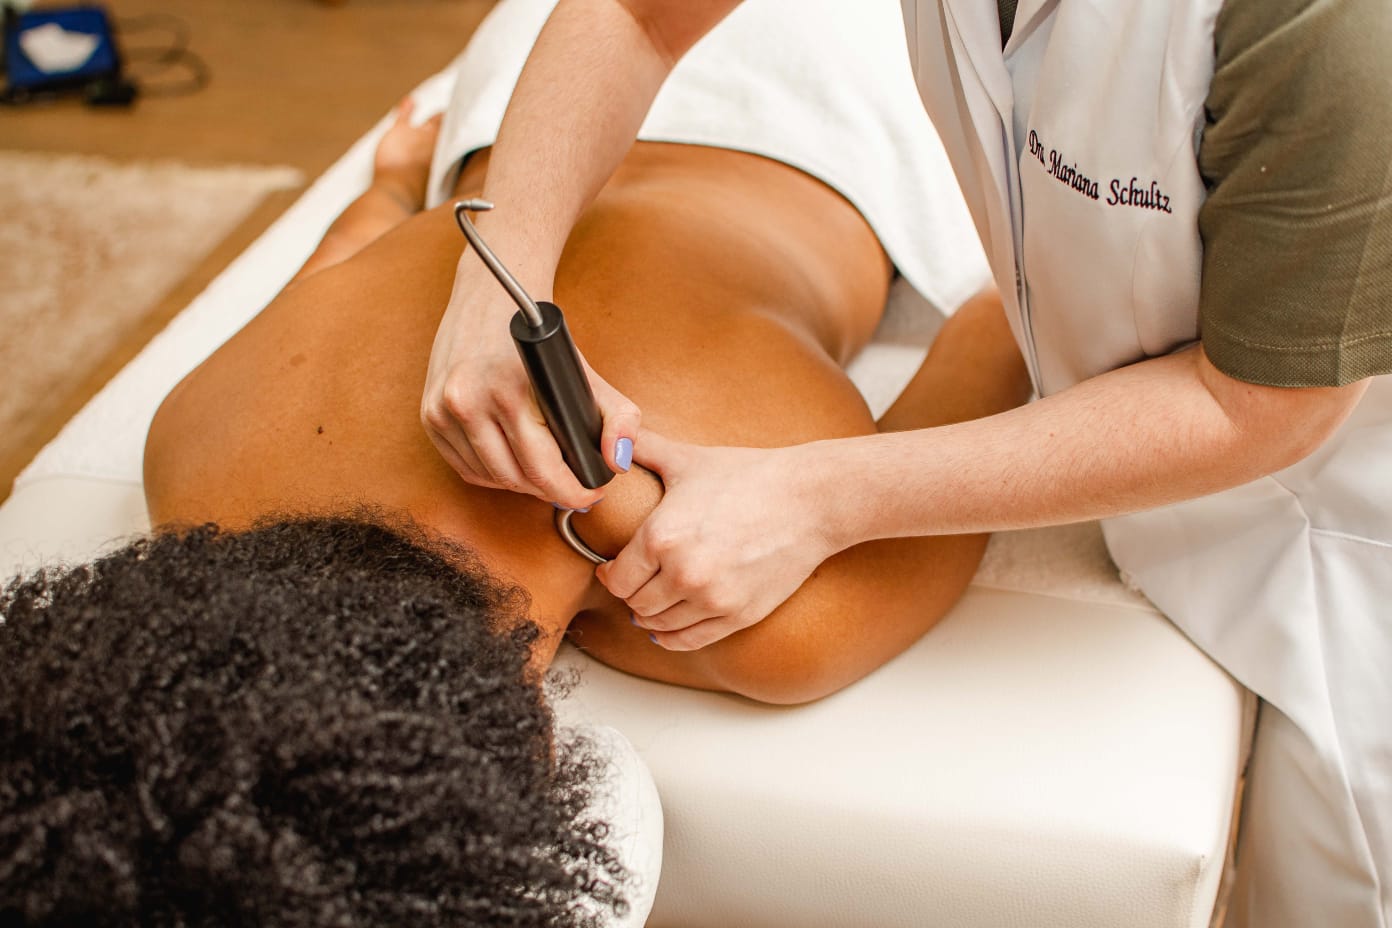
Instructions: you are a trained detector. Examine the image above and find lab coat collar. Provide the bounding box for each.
[1003,0,1061,57]
[937,0,1064,112]
[938,0,1014,119]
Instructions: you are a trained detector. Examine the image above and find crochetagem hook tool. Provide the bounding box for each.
[455,200,613,490]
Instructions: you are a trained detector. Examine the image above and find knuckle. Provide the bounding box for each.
[596,558,622,583]
[663,628,704,652]
[421,403,447,432]
[597,572,624,597]
[517,462,548,488]
[488,461,520,487]
[519,460,565,495]
[644,612,682,633]
[706,591,739,616]
[441,382,477,421]
[486,381,524,414]
[478,463,513,490]
[670,562,708,592]
[622,583,653,608]
[645,526,680,556]
[485,391,512,415]
[650,634,679,652]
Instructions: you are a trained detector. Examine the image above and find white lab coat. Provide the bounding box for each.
[899,0,1392,924]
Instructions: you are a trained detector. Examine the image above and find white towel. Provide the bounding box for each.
[427,0,990,318]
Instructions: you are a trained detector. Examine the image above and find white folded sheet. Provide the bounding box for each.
[425,0,990,320]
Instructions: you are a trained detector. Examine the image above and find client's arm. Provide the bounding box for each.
[289,99,443,286]
[605,321,1366,653]
[876,289,1033,435]
[567,292,1031,703]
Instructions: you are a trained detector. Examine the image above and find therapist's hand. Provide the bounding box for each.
[421,255,640,510]
[598,430,840,650]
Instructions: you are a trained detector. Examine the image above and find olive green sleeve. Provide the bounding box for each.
[1197,0,1392,387]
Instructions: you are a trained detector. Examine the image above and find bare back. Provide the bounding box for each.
[146,143,1010,701]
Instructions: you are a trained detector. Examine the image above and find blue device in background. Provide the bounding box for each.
[2,6,123,103]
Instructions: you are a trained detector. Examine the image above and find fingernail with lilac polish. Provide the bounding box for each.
[648,632,659,645]
[630,614,639,627]
[615,437,633,473]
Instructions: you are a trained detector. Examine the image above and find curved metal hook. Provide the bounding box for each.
[454,199,545,329]
[553,507,610,566]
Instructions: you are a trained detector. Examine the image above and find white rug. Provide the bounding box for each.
[0,151,303,458]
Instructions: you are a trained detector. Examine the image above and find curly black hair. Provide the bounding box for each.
[0,516,629,927]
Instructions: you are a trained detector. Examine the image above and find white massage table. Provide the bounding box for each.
[0,85,1249,927]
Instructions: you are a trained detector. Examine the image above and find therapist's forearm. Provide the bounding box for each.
[470,0,738,295]
[813,347,1367,547]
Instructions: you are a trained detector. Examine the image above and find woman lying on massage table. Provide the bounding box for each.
[142,107,1029,705]
[0,10,1028,926]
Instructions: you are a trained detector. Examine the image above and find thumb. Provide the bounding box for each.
[629,426,686,479]
[590,370,642,476]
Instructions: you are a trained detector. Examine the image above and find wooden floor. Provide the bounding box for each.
[1,0,495,498]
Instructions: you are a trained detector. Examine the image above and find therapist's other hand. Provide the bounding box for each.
[598,430,836,651]
[421,259,640,510]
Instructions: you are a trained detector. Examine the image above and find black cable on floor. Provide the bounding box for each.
[115,12,210,97]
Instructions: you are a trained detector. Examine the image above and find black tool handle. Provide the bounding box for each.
[510,301,613,489]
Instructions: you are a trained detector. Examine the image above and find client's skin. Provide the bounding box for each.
[145,101,1031,705]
